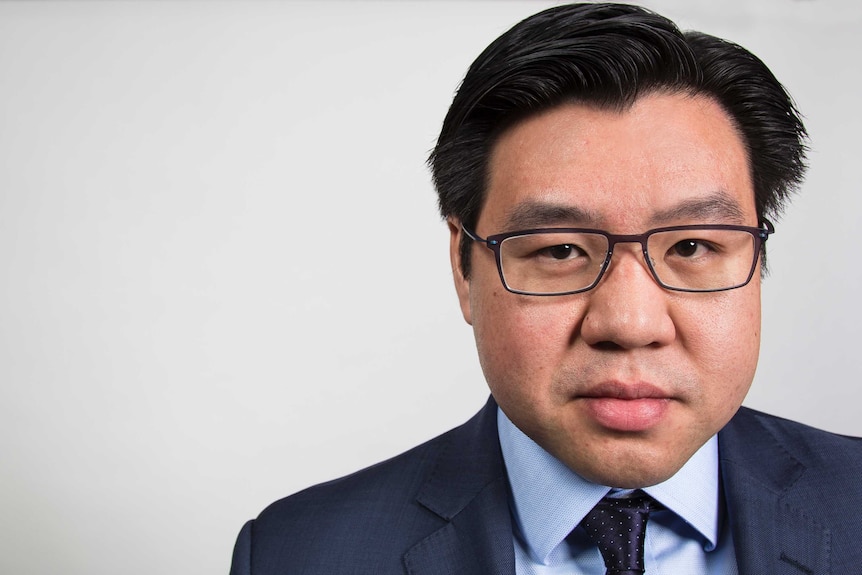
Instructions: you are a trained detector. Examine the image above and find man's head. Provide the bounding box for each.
[430,2,806,278]
[429,3,807,488]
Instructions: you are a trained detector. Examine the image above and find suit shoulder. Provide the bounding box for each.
[728,406,862,471]
[238,430,450,574]
[722,407,862,568]
[254,399,500,529]
[257,427,446,528]
[234,401,502,573]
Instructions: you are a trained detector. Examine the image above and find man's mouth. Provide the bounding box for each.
[579,381,672,431]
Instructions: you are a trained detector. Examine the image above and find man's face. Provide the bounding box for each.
[450,92,761,488]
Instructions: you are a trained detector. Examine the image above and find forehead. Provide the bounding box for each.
[482,92,755,232]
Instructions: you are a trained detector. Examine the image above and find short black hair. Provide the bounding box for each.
[428,3,807,277]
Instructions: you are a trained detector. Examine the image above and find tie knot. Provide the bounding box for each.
[580,492,659,575]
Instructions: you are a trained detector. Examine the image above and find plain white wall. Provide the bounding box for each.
[0,1,859,573]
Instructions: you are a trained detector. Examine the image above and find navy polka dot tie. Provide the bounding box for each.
[580,492,658,575]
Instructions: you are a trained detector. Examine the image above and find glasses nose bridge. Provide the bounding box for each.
[605,233,651,260]
[600,232,656,286]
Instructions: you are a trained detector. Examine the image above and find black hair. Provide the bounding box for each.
[428,3,807,277]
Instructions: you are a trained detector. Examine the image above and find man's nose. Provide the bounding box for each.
[579,246,676,349]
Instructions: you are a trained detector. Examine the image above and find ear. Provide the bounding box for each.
[447,217,473,325]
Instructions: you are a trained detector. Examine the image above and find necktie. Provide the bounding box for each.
[580,492,658,575]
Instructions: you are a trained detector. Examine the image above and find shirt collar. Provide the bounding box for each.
[497,407,722,565]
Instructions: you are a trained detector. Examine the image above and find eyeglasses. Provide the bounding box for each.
[462,220,774,295]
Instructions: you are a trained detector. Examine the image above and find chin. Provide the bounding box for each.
[570,446,690,489]
[602,472,672,489]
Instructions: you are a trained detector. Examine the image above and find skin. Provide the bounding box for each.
[449,92,762,488]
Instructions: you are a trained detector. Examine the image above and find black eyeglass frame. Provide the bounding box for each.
[462,219,775,295]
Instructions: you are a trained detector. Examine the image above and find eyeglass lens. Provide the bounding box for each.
[498,229,759,294]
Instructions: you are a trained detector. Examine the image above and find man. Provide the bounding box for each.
[230,4,862,573]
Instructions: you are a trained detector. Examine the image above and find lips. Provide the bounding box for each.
[580,381,669,400]
[579,381,672,432]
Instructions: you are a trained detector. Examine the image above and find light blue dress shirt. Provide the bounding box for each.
[497,408,738,575]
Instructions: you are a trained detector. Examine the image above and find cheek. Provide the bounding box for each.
[682,288,761,405]
[471,287,583,397]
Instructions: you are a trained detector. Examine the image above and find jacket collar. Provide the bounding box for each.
[404,397,515,575]
[719,407,831,574]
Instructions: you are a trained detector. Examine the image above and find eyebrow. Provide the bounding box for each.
[648,191,747,226]
[502,201,602,231]
[500,191,748,233]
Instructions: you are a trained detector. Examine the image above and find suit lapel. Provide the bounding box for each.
[720,408,831,575]
[403,397,516,575]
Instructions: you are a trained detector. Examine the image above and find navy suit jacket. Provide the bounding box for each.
[230,398,862,574]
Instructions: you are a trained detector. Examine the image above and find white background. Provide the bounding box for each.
[1,1,860,573]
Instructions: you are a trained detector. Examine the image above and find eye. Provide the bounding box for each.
[540,244,585,260]
[670,239,712,258]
